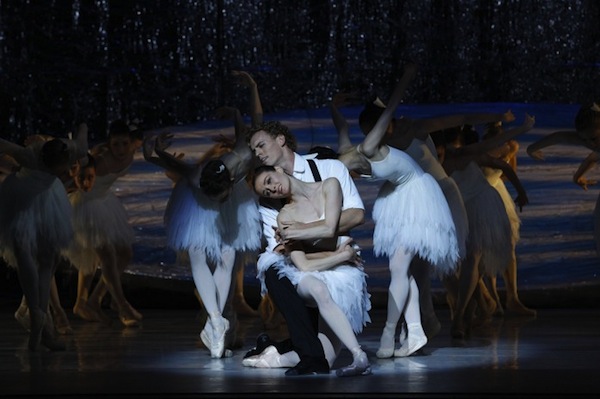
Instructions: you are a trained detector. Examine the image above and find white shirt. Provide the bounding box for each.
[257,152,364,270]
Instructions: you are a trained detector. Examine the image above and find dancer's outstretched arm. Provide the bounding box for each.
[360,64,417,158]
[481,155,529,212]
[408,111,515,142]
[233,70,263,127]
[527,130,585,160]
[460,114,535,158]
[330,92,356,154]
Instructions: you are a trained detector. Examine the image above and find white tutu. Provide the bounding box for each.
[0,168,73,268]
[369,147,459,275]
[164,179,261,263]
[405,139,468,262]
[69,189,135,248]
[256,251,371,334]
[452,162,512,276]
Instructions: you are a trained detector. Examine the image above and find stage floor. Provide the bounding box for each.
[0,307,599,398]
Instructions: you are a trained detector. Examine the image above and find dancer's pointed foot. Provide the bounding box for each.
[118,303,141,328]
[336,351,371,377]
[394,323,428,357]
[376,323,396,358]
[506,299,537,317]
[451,318,466,340]
[200,320,212,349]
[14,305,31,332]
[51,308,73,335]
[210,314,229,358]
[73,300,112,325]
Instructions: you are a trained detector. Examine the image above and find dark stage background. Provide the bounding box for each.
[1,0,599,143]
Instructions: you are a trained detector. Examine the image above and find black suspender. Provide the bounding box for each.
[307,159,322,182]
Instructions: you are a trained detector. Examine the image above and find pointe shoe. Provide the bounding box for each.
[336,351,372,377]
[394,324,428,357]
[14,306,31,332]
[210,316,230,358]
[376,325,396,359]
[200,321,212,349]
[506,299,537,317]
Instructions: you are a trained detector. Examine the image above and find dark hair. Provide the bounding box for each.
[246,121,297,151]
[358,101,385,135]
[575,102,600,131]
[108,119,131,138]
[430,130,447,148]
[308,146,338,160]
[252,164,276,185]
[199,159,232,199]
[462,125,479,145]
[41,138,69,168]
[83,153,96,170]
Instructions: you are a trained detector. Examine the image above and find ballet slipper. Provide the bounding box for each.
[200,320,212,349]
[73,300,112,325]
[506,298,537,317]
[210,315,229,358]
[394,323,428,357]
[14,305,31,332]
[336,351,372,377]
[51,308,73,335]
[376,323,396,359]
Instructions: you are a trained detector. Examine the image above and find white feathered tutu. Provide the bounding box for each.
[452,162,512,276]
[0,168,73,268]
[256,249,371,334]
[405,139,468,260]
[164,178,261,263]
[369,147,459,275]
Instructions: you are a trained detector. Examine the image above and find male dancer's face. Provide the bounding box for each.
[249,130,286,167]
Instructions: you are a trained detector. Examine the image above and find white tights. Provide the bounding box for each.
[189,245,236,320]
[296,275,362,359]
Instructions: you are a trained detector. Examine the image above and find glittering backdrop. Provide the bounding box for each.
[0,0,599,142]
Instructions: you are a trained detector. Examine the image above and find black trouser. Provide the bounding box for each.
[264,265,325,360]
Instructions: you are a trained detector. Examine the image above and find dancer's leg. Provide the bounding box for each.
[410,256,440,339]
[394,276,428,357]
[503,253,536,316]
[378,247,413,358]
[188,247,229,358]
[296,276,370,377]
[451,249,482,339]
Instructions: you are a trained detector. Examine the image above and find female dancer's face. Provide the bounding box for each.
[76,165,96,192]
[109,134,132,161]
[253,169,290,199]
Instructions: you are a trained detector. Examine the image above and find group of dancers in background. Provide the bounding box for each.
[1,64,599,377]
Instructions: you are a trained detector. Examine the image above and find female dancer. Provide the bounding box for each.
[434,114,535,338]
[334,86,514,338]
[143,106,261,358]
[336,65,460,358]
[68,119,142,327]
[527,102,600,256]
[481,124,536,317]
[249,165,371,377]
[0,128,87,350]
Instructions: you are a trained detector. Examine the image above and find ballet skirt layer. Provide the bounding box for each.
[0,168,73,268]
[452,162,512,275]
[368,146,459,275]
[256,244,372,334]
[164,178,261,263]
[405,138,469,260]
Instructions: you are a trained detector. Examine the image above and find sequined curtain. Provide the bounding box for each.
[1,0,599,142]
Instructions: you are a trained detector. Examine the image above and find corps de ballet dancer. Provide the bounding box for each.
[143,106,261,359]
[335,64,460,358]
